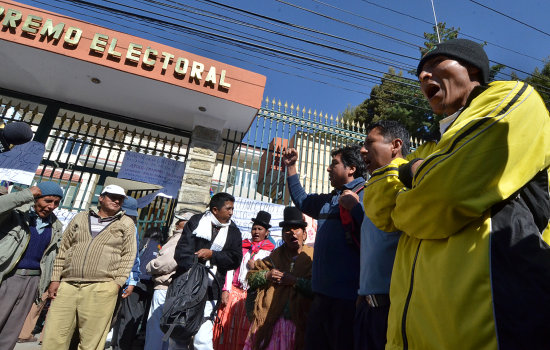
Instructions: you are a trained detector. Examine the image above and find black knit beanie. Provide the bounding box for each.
[417,39,490,85]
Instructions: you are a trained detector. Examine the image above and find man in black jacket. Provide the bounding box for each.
[174,192,242,350]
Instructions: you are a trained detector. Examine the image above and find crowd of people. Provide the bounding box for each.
[1,38,550,350]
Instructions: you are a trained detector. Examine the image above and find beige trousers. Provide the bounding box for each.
[19,291,48,340]
[41,281,119,350]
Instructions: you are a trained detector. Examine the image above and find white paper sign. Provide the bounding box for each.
[53,207,79,231]
[118,152,186,207]
[0,141,45,185]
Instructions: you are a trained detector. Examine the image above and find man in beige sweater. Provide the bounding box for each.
[41,185,137,350]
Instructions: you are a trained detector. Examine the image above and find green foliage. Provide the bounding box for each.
[342,23,513,139]
[342,23,462,139]
[421,23,459,56]
[352,68,437,139]
[489,64,505,82]
[524,58,550,110]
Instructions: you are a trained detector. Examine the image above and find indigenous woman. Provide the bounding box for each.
[213,211,275,350]
[244,207,314,350]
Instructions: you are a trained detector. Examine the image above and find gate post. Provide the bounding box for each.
[174,125,222,214]
[33,102,60,143]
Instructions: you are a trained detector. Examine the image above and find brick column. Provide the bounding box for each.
[174,125,222,214]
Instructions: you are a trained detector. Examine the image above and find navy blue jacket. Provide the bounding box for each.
[287,174,365,300]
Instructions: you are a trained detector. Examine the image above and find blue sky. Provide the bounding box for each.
[14,0,550,117]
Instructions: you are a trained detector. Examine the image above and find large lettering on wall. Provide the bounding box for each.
[0,5,231,90]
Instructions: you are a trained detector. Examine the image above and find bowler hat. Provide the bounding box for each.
[0,122,33,151]
[251,210,272,229]
[279,207,307,228]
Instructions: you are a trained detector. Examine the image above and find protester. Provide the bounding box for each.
[173,192,242,350]
[338,121,410,350]
[214,210,276,350]
[145,212,195,350]
[366,38,550,350]
[0,181,63,350]
[41,184,137,350]
[112,199,161,350]
[282,145,366,350]
[244,206,313,350]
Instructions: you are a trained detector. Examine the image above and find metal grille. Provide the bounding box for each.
[2,89,426,232]
[212,97,425,205]
[1,90,190,236]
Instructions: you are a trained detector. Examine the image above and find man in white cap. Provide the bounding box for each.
[41,184,137,350]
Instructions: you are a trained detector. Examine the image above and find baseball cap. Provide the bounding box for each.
[122,196,138,216]
[101,184,127,197]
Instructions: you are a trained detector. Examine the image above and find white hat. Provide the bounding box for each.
[101,184,127,197]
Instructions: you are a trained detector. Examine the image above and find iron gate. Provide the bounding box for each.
[0,88,190,236]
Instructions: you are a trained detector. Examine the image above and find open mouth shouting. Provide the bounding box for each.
[423,83,441,101]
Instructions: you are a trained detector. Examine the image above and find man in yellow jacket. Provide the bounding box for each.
[365,39,550,350]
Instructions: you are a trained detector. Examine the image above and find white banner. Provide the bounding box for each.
[233,197,317,247]
[53,208,79,231]
[117,151,185,207]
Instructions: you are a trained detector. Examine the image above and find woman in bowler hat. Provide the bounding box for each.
[244,207,314,350]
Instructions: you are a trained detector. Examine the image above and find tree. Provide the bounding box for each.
[343,23,461,139]
[343,23,508,140]
[421,23,459,56]
[346,68,435,139]
[524,59,550,110]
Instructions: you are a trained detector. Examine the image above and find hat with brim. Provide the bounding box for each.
[279,207,307,228]
[122,196,138,217]
[251,210,272,229]
[101,184,127,198]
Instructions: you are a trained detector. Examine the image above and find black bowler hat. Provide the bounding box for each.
[252,210,272,229]
[279,207,307,228]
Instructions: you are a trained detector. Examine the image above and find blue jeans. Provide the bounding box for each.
[145,289,169,350]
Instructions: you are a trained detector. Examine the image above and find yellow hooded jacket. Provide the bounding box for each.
[367,81,550,350]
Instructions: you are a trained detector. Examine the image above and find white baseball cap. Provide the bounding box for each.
[101,184,127,197]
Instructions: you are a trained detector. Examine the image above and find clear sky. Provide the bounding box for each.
[13,0,550,118]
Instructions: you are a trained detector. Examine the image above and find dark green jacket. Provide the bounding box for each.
[0,189,64,302]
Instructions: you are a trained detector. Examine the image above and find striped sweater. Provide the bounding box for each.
[51,210,137,287]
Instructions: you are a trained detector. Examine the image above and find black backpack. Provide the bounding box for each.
[160,257,221,342]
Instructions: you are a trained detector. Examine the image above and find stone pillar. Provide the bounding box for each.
[174,125,222,215]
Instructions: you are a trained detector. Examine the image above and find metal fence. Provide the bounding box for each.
[213,97,424,205]
[0,88,190,235]
[1,89,424,233]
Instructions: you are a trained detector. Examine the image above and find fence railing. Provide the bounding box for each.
[215,97,424,205]
[1,88,425,233]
